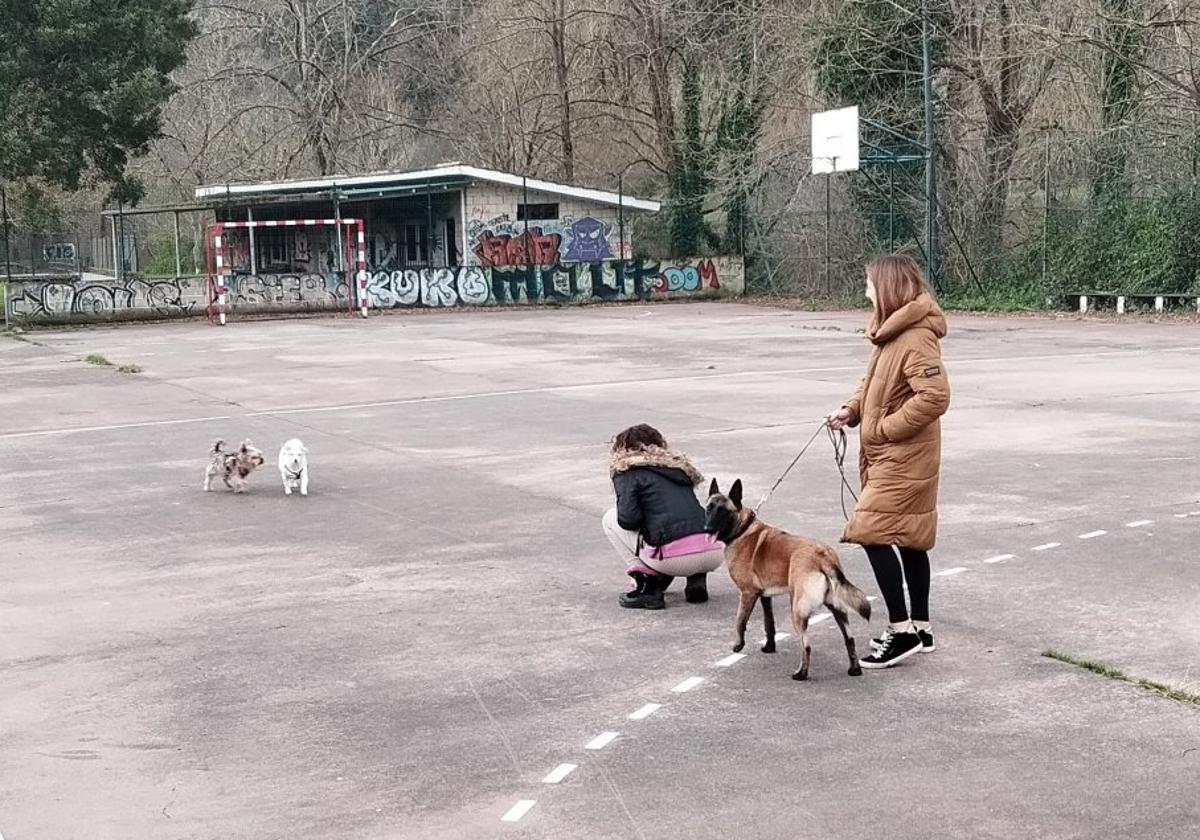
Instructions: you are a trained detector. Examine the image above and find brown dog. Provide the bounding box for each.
[704,479,871,680]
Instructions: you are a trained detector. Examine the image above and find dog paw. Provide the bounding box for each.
[300,490,308,496]
[732,641,745,653]
[284,488,292,495]
[761,642,776,654]
[848,665,863,677]
[792,670,809,681]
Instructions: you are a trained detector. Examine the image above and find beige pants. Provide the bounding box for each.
[601,508,725,577]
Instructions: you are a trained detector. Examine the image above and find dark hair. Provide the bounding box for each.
[612,423,667,453]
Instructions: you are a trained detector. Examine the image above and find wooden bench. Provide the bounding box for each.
[1070,292,1200,314]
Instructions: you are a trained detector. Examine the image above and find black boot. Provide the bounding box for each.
[619,572,667,610]
[684,573,709,604]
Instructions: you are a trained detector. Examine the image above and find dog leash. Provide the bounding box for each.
[757,423,861,520]
[827,425,859,520]
[756,423,826,510]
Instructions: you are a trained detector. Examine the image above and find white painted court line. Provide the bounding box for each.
[1175,513,1190,519]
[810,613,832,624]
[671,676,705,693]
[1079,530,1107,540]
[542,763,577,784]
[934,567,968,577]
[0,413,234,440]
[1126,520,1153,528]
[501,800,536,822]
[984,554,1015,564]
[1032,542,1061,551]
[628,703,662,720]
[585,731,619,750]
[714,653,746,668]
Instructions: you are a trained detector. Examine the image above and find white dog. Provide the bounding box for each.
[277,438,309,496]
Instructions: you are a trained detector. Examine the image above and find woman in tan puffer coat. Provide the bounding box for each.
[827,254,950,670]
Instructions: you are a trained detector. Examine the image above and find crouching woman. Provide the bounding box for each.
[602,424,724,610]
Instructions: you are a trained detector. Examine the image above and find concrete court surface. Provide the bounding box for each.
[1,302,1198,840]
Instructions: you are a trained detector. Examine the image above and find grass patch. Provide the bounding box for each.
[1043,650,1200,710]
[84,353,113,366]
[116,364,143,374]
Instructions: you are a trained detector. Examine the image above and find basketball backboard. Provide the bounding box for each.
[811,106,860,174]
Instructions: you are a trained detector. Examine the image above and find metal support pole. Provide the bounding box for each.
[173,210,182,277]
[1,184,10,282]
[824,171,832,293]
[246,206,256,275]
[888,166,896,252]
[332,183,342,272]
[117,202,125,280]
[110,215,119,277]
[618,175,625,261]
[426,184,434,267]
[921,0,939,285]
[522,175,530,268]
[29,231,36,277]
[1042,137,1051,287]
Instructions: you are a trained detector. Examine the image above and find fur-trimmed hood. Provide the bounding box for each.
[608,445,704,486]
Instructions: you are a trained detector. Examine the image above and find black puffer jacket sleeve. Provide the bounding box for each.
[614,471,643,531]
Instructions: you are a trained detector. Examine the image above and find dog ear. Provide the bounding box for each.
[730,479,743,508]
[709,477,719,497]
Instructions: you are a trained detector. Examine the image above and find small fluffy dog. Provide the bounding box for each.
[705,478,872,681]
[203,439,265,493]
[277,438,309,496]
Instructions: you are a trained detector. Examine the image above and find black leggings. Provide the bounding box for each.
[864,545,930,625]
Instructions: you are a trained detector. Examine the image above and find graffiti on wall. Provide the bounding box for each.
[228,273,346,306]
[473,228,562,267]
[7,277,201,319]
[366,257,739,309]
[5,258,741,322]
[467,214,615,266]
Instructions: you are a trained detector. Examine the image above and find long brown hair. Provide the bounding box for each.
[612,423,667,453]
[867,254,929,324]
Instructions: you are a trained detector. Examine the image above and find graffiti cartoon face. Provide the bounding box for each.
[564,216,612,262]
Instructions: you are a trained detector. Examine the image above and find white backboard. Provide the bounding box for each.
[811,106,860,174]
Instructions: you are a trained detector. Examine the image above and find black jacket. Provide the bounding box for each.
[610,447,706,547]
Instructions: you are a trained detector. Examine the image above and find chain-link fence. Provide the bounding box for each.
[736,128,1200,303]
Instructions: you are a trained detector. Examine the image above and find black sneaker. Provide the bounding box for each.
[684,574,709,604]
[858,630,922,669]
[872,628,935,653]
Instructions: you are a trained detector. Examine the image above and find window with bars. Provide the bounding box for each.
[516,203,559,221]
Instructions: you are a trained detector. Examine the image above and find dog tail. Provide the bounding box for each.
[827,565,871,622]
[211,439,226,453]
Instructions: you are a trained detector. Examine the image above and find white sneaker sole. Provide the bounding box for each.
[871,640,935,653]
[858,641,923,670]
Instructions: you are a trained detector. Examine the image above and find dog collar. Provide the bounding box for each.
[726,511,758,543]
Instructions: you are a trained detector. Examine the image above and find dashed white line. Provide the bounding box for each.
[501,800,536,822]
[671,676,705,693]
[714,653,746,668]
[1032,542,1061,551]
[984,554,1015,564]
[1126,520,1153,528]
[1079,530,1107,540]
[628,703,662,720]
[542,763,577,784]
[585,731,620,750]
[1175,513,1190,519]
[935,567,968,577]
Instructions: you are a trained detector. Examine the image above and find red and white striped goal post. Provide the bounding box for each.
[205,218,369,323]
